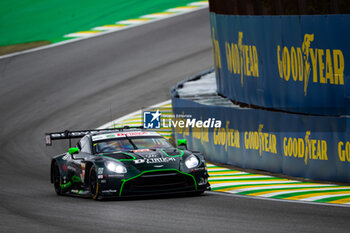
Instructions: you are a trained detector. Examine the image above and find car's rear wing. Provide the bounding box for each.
[45,126,143,146]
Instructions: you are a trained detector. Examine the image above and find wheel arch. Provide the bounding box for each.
[84,161,95,184]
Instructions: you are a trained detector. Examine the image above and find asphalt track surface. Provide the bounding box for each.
[0,8,350,233]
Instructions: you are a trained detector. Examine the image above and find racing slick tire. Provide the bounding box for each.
[53,162,63,195]
[192,190,205,196]
[89,165,102,200]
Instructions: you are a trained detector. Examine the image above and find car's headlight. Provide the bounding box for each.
[185,155,199,169]
[106,161,127,173]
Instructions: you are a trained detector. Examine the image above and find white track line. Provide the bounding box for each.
[64,32,99,38]
[260,187,350,198]
[141,13,173,19]
[221,184,335,193]
[189,2,209,6]
[92,26,124,31]
[209,175,273,180]
[300,194,350,202]
[116,19,149,25]
[211,180,300,188]
[207,168,231,171]
[209,172,248,176]
[167,7,198,12]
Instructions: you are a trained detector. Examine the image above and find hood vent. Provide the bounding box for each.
[162,148,182,156]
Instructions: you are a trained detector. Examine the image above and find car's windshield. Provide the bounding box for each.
[93,136,172,154]
[131,137,172,149]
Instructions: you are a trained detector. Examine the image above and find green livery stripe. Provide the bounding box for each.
[161,149,184,157]
[60,181,72,189]
[72,176,82,183]
[120,152,137,161]
[119,169,197,196]
[100,153,136,161]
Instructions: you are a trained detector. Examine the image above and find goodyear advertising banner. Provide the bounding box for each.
[172,97,350,183]
[211,13,350,116]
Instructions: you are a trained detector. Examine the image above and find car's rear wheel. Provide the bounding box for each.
[53,163,63,195]
[89,166,101,200]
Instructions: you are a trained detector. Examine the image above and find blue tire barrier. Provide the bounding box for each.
[210,12,350,116]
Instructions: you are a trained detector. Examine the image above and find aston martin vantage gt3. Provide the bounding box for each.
[46,127,210,200]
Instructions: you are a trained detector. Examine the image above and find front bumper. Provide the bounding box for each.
[100,169,210,198]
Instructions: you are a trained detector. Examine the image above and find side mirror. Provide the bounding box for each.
[68,147,79,155]
[177,139,187,149]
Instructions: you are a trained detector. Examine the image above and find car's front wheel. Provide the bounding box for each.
[194,190,205,195]
[89,166,101,200]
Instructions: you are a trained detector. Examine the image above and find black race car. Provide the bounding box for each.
[46,127,210,200]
